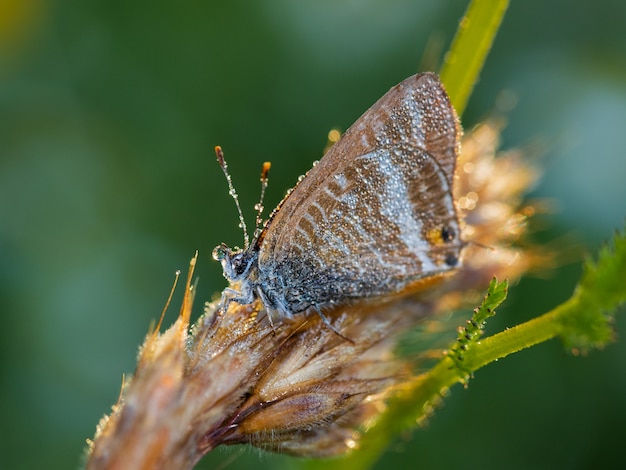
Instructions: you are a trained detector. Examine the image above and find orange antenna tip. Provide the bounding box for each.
[215,146,225,166]
[261,162,271,180]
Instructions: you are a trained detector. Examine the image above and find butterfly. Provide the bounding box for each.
[213,72,463,329]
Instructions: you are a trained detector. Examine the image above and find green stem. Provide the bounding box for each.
[463,299,573,370]
[440,0,510,116]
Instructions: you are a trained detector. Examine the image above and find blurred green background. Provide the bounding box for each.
[1,1,625,469]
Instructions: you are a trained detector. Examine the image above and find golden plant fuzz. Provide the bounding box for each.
[86,120,538,469]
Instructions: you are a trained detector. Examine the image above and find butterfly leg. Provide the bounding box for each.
[219,286,255,315]
[312,305,354,344]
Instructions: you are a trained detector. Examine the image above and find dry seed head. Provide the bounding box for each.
[86,119,540,468]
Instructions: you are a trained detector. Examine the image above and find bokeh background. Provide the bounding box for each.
[1,1,625,469]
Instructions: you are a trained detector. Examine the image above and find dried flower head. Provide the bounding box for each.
[86,119,539,469]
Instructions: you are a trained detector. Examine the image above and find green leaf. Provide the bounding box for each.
[559,227,626,352]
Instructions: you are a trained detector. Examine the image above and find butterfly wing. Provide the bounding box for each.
[256,72,462,313]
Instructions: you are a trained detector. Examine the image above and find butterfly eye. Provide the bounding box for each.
[212,244,228,261]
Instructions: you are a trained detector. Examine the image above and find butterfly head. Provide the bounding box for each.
[212,243,257,283]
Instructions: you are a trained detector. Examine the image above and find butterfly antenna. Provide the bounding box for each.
[214,146,249,249]
[253,162,271,240]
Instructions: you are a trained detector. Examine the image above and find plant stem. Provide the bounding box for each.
[463,299,573,370]
[440,0,510,116]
